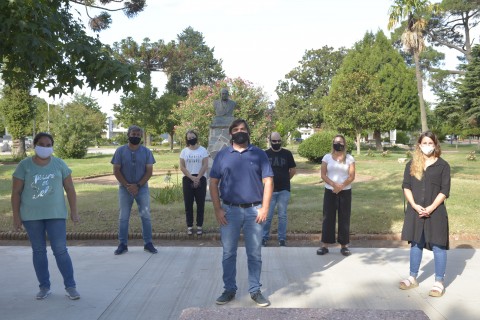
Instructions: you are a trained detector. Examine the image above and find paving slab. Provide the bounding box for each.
[0,246,477,320]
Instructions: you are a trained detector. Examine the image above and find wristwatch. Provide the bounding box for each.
[136,183,141,188]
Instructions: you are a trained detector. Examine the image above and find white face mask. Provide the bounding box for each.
[420,145,435,155]
[35,146,54,159]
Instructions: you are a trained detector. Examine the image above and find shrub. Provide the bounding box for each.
[466,151,476,161]
[395,131,410,145]
[298,131,355,163]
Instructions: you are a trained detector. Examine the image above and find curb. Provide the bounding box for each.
[1,232,478,242]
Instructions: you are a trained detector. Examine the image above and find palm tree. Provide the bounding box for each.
[388,0,438,132]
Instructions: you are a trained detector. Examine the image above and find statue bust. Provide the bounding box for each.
[214,88,236,117]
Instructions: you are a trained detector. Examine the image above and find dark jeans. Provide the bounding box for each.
[321,188,352,245]
[182,175,206,227]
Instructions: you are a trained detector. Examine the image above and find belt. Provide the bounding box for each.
[222,200,261,208]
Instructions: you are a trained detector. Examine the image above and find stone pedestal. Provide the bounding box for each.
[205,117,234,200]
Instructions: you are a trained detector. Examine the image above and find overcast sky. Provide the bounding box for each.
[38,0,466,116]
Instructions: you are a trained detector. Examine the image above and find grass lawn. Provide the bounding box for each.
[0,143,478,237]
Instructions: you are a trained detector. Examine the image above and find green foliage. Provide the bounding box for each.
[52,95,106,159]
[366,149,376,157]
[150,166,183,204]
[173,78,273,149]
[297,131,355,163]
[323,71,386,140]
[164,27,225,97]
[337,31,419,131]
[275,46,347,132]
[396,131,411,144]
[459,45,480,130]
[0,0,136,96]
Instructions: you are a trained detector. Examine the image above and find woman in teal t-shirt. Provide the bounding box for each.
[12,132,81,300]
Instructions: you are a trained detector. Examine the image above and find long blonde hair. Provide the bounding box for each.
[410,131,442,180]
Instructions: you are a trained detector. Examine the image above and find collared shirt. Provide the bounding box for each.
[210,144,273,204]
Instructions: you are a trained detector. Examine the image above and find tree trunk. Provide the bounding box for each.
[169,131,175,151]
[13,137,27,159]
[413,51,428,132]
[374,129,382,151]
[356,132,361,155]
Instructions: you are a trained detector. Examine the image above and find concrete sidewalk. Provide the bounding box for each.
[0,246,477,320]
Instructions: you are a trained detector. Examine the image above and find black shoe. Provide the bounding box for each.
[316,247,328,255]
[144,242,158,254]
[114,243,128,255]
[341,247,352,256]
[216,290,235,305]
[262,239,268,247]
[250,290,270,307]
[279,240,286,247]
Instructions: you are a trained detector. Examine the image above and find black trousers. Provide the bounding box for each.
[321,188,352,245]
[182,175,207,227]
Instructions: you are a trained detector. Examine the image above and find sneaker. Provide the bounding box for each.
[187,227,193,235]
[262,239,268,247]
[250,290,270,307]
[279,240,286,247]
[114,243,128,255]
[36,287,51,300]
[196,227,203,235]
[65,287,80,300]
[144,242,158,254]
[215,290,235,305]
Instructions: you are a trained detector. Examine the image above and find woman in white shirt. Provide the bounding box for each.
[317,134,355,256]
[180,130,209,235]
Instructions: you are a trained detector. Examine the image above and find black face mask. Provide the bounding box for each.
[271,143,281,151]
[333,143,345,152]
[187,138,198,146]
[231,132,249,145]
[128,136,141,145]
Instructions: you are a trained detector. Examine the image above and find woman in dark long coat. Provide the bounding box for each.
[399,131,450,297]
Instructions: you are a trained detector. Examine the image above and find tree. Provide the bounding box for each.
[51,94,106,158]
[0,0,137,97]
[388,0,439,132]
[70,0,146,32]
[164,27,225,97]
[275,46,347,133]
[113,73,160,144]
[0,74,34,157]
[323,71,387,155]
[458,45,480,133]
[339,31,419,149]
[173,78,273,149]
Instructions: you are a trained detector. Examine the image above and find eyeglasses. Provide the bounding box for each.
[271,140,281,143]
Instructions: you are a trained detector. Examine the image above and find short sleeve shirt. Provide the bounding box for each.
[180,146,209,177]
[265,148,296,192]
[322,153,355,190]
[210,145,273,204]
[111,145,156,185]
[12,157,72,221]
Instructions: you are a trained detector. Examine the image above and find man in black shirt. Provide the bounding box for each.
[262,132,296,246]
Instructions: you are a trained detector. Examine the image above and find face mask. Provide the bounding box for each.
[333,143,345,152]
[187,138,198,146]
[35,146,54,159]
[420,145,434,155]
[231,132,249,145]
[271,143,281,151]
[128,136,141,145]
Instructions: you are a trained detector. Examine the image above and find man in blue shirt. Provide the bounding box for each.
[111,125,157,255]
[210,119,273,307]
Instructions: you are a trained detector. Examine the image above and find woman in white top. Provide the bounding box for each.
[317,134,355,256]
[179,130,209,235]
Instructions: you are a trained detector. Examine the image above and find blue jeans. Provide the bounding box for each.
[118,186,153,245]
[263,190,290,241]
[220,204,264,293]
[23,219,76,289]
[410,233,447,282]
